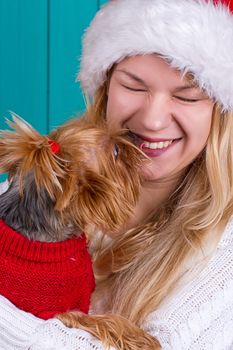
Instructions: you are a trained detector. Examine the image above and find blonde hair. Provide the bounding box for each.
[86,79,233,326]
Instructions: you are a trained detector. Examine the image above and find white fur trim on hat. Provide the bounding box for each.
[78,0,233,111]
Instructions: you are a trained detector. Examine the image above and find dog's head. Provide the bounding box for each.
[0,114,146,235]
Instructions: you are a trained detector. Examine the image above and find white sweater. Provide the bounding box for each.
[0,181,233,349]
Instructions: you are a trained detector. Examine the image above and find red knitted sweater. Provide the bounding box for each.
[0,219,95,319]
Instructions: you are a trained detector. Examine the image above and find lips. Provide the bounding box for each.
[128,131,181,146]
[127,131,182,157]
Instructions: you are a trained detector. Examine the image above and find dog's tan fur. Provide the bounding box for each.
[57,311,161,350]
[0,113,160,349]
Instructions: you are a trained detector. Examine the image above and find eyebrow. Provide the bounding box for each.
[114,69,146,85]
[173,85,199,93]
[115,69,201,92]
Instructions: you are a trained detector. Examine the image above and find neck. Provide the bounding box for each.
[123,175,182,231]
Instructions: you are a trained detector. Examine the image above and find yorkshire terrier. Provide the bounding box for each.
[0,113,160,350]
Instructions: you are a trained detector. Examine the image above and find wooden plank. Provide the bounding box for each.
[48,0,98,129]
[0,0,48,133]
[99,0,108,8]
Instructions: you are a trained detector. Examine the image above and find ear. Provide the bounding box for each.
[64,171,138,233]
[0,113,64,198]
[0,112,40,174]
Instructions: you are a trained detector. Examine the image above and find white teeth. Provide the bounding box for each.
[143,140,173,150]
[148,143,158,149]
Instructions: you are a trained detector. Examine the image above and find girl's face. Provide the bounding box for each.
[106,55,214,182]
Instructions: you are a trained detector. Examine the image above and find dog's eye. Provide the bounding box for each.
[113,144,119,160]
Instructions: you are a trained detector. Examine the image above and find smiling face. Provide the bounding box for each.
[106,55,214,183]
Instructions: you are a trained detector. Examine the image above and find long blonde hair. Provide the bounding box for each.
[86,80,233,326]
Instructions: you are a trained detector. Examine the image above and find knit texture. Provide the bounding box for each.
[143,217,233,349]
[0,296,115,350]
[0,220,233,350]
[0,217,233,349]
[0,219,95,319]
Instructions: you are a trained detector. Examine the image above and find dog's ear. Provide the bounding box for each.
[0,113,64,198]
[63,170,139,233]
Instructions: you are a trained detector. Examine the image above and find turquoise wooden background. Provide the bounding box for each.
[0,0,108,134]
[0,0,108,181]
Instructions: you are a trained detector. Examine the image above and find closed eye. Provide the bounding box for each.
[121,84,146,92]
[174,96,200,103]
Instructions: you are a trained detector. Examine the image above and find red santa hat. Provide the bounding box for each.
[78,0,233,111]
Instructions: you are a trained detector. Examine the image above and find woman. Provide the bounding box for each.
[0,0,233,348]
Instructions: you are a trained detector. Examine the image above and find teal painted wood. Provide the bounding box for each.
[49,0,98,129]
[0,0,99,133]
[0,0,48,134]
[99,0,108,8]
[0,1,102,181]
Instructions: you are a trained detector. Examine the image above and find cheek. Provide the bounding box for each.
[106,86,143,127]
[180,105,213,145]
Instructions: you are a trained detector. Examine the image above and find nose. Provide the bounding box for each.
[139,94,173,131]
